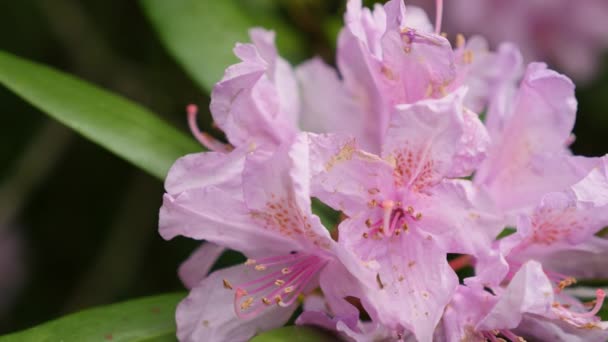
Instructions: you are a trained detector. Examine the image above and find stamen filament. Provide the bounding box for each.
[571,289,605,318]
[186,104,232,152]
[434,0,444,34]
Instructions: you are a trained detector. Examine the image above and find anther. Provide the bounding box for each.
[281,268,291,275]
[255,264,266,271]
[284,286,294,294]
[262,297,271,305]
[455,33,465,49]
[245,259,256,265]
[241,297,254,310]
[223,279,233,290]
[275,279,285,286]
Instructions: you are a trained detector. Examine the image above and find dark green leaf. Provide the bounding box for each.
[251,326,337,342]
[0,293,184,342]
[140,0,306,92]
[0,50,200,180]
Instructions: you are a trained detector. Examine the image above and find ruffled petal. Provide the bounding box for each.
[308,133,394,216]
[176,265,297,342]
[210,29,298,148]
[475,63,585,211]
[477,261,553,331]
[159,186,298,256]
[382,89,466,192]
[243,134,333,251]
[164,146,248,197]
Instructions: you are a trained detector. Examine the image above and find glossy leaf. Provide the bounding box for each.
[140,0,306,92]
[0,50,200,180]
[251,326,337,342]
[0,293,184,342]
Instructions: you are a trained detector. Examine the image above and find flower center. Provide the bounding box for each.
[362,199,422,239]
[223,252,328,319]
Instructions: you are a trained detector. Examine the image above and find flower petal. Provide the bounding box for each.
[475,63,585,211]
[210,29,298,147]
[477,261,553,331]
[309,133,394,216]
[164,146,248,197]
[159,186,298,256]
[176,265,297,342]
[242,134,333,251]
[340,217,458,342]
[179,243,225,290]
[382,89,466,192]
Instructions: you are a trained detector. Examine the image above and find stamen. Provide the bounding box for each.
[455,34,466,49]
[186,104,232,152]
[231,254,327,319]
[557,277,577,292]
[573,289,605,318]
[434,0,444,34]
[223,279,233,290]
[501,329,526,342]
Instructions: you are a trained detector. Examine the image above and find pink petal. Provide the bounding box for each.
[159,186,298,256]
[210,29,298,148]
[164,146,248,197]
[179,243,225,290]
[382,89,466,192]
[477,261,553,331]
[308,133,394,216]
[242,134,333,251]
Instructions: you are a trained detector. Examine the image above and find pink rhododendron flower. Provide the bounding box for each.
[309,90,500,341]
[160,135,365,341]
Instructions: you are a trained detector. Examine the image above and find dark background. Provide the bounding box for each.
[0,0,606,334]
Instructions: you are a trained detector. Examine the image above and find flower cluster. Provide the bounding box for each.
[159,1,608,341]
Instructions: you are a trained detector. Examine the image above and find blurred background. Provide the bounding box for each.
[0,0,607,334]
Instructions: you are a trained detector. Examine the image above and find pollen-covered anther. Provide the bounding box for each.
[274,295,282,304]
[245,259,256,265]
[262,297,271,305]
[415,213,422,221]
[368,199,378,208]
[362,232,369,239]
[281,267,291,275]
[255,264,267,271]
[463,50,474,64]
[455,33,466,49]
[223,279,233,290]
[240,297,254,310]
[557,277,577,291]
[275,279,285,286]
[284,286,295,294]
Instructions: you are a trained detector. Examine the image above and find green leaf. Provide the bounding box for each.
[140,0,306,92]
[251,326,336,342]
[0,293,184,342]
[0,50,200,180]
